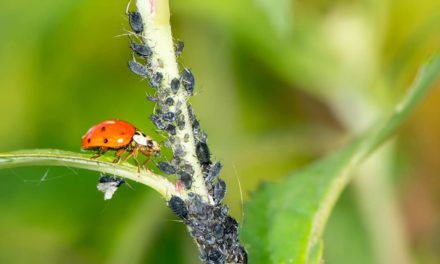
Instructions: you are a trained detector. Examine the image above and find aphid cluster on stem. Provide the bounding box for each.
[167,193,248,263]
[125,7,200,192]
[126,10,164,91]
[125,5,247,262]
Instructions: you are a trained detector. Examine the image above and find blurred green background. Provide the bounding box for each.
[0,0,440,263]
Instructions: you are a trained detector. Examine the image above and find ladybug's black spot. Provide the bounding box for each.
[104,138,109,143]
[120,132,125,135]
[87,138,91,143]
[101,126,106,131]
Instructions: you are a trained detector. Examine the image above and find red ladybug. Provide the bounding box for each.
[81,120,160,170]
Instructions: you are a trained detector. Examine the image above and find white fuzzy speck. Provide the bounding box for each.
[97,183,119,200]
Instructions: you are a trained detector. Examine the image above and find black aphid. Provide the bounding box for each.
[199,132,208,144]
[187,105,195,123]
[181,68,195,95]
[97,175,125,200]
[170,78,180,94]
[128,11,143,34]
[206,161,222,183]
[213,179,226,204]
[150,114,166,130]
[165,97,174,106]
[175,40,184,56]
[196,142,211,166]
[192,119,206,143]
[178,171,192,189]
[237,246,248,264]
[149,72,163,88]
[168,196,188,219]
[224,216,238,235]
[158,161,177,175]
[214,204,228,219]
[188,193,208,216]
[99,175,125,187]
[192,118,200,133]
[177,115,185,130]
[166,124,176,135]
[181,163,194,174]
[162,111,176,122]
[207,249,224,263]
[128,60,148,77]
[213,224,224,239]
[168,136,176,144]
[146,94,159,102]
[130,42,152,57]
[173,144,185,158]
[184,133,190,143]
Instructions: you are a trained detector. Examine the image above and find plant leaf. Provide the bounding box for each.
[241,51,440,263]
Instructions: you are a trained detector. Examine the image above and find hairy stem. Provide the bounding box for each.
[0,149,179,200]
[136,0,210,201]
[131,1,248,263]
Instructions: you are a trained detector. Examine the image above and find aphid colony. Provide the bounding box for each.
[126,10,195,96]
[81,8,228,205]
[125,8,226,203]
[105,7,246,263]
[168,193,248,263]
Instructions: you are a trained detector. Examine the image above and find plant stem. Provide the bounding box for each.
[136,0,210,202]
[0,149,179,200]
[133,1,248,263]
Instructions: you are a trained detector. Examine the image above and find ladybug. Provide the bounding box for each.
[81,120,160,171]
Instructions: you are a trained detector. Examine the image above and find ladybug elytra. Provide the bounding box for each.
[81,120,160,171]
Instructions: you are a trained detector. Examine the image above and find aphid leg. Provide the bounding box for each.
[91,147,108,159]
[112,148,126,163]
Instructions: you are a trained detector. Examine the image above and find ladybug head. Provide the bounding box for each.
[133,131,161,153]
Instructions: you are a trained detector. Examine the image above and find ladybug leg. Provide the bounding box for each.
[120,149,134,166]
[121,152,133,162]
[142,155,152,172]
[91,147,108,159]
[113,148,126,163]
[132,148,141,174]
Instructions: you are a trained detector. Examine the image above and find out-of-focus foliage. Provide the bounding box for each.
[0,0,439,263]
[241,54,440,263]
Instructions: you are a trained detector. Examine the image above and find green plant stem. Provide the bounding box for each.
[136,0,210,202]
[0,149,179,200]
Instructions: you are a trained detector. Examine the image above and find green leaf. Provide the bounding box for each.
[241,51,440,263]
